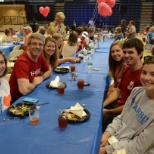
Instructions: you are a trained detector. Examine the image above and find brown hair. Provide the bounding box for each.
[68,30,78,46]
[43,37,58,69]
[0,51,7,77]
[4,29,10,35]
[108,41,124,77]
[75,26,84,35]
[52,33,63,40]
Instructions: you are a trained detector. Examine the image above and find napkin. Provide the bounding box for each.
[49,76,60,88]
[68,103,87,118]
[57,66,69,69]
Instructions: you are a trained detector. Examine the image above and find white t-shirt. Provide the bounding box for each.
[0,78,11,111]
[62,41,78,57]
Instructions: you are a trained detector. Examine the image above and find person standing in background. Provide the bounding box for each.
[126,20,136,39]
[120,19,127,38]
[49,12,66,39]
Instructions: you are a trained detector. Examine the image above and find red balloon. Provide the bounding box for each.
[107,0,115,8]
[43,13,48,17]
[98,2,112,17]
[45,6,50,14]
[39,6,44,14]
[107,7,112,16]
[98,2,108,13]
[97,0,108,4]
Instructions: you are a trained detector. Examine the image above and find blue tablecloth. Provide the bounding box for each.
[0,41,24,57]
[0,39,114,154]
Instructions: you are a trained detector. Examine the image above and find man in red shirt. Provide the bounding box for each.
[9,33,51,103]
[102,38,143,131]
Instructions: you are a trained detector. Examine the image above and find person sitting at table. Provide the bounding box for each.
[87,26,95,44]
[9,28,18,41]
[146,26,154,45]
[52,33,76,65]
[100,56,154,154]
[77,31,88,51]
[49,12,66,39]
[61,30,78,57]
[105,41,127,99]
[0,51,11,110]
[22,26,33,53]
[111,27,124,41]
[42,37,59,69]
[1,29,11,43]
[102,38,143,132]
[9,33,51,103]
[37,26,46,38]
[16,27,26,41]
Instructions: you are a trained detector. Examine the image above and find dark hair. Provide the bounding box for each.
[68,30,78,46]
[0,51,7,77]
[4,29,10,35]
[143,56,154,66]
[75,26,84,35]
[123,38,144,55]
[43,37,58,69]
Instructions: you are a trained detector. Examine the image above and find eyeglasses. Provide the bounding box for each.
[30,42,43,47]
[144,56,154,62]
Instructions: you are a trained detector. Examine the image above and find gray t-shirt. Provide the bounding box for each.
[106,87,154,154]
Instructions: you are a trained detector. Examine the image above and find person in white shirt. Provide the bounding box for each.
[0,51,11,110]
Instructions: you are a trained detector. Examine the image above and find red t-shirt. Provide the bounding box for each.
[116,66,142,107]
[9,53,49,100]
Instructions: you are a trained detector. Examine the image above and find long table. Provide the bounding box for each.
[0,39,113,154]
[0,41,23,57]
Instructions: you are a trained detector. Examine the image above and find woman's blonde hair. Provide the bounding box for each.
[43,37,58,69]
[52,33,63,40]
[149,26,154,33]
[55,12,65,21]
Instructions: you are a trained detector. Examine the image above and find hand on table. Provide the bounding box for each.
[32,76,43,86]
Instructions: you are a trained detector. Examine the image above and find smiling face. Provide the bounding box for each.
[56,37,63,48]
[0,54,6,77]
[44,40,55,57]
[27,38,44,59]
[111,44,123,62]
[140,64,154,92]
[123,47,142,66]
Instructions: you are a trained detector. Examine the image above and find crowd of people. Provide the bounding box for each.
[0,11,154,153]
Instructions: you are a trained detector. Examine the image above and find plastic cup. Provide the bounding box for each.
[58,111,68,129]
[70,65,76,72]
[77,79,84,90]
[58,83,65,95]
[29,109,39,125]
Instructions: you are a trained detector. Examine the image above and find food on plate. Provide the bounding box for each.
[8,103,36,116]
